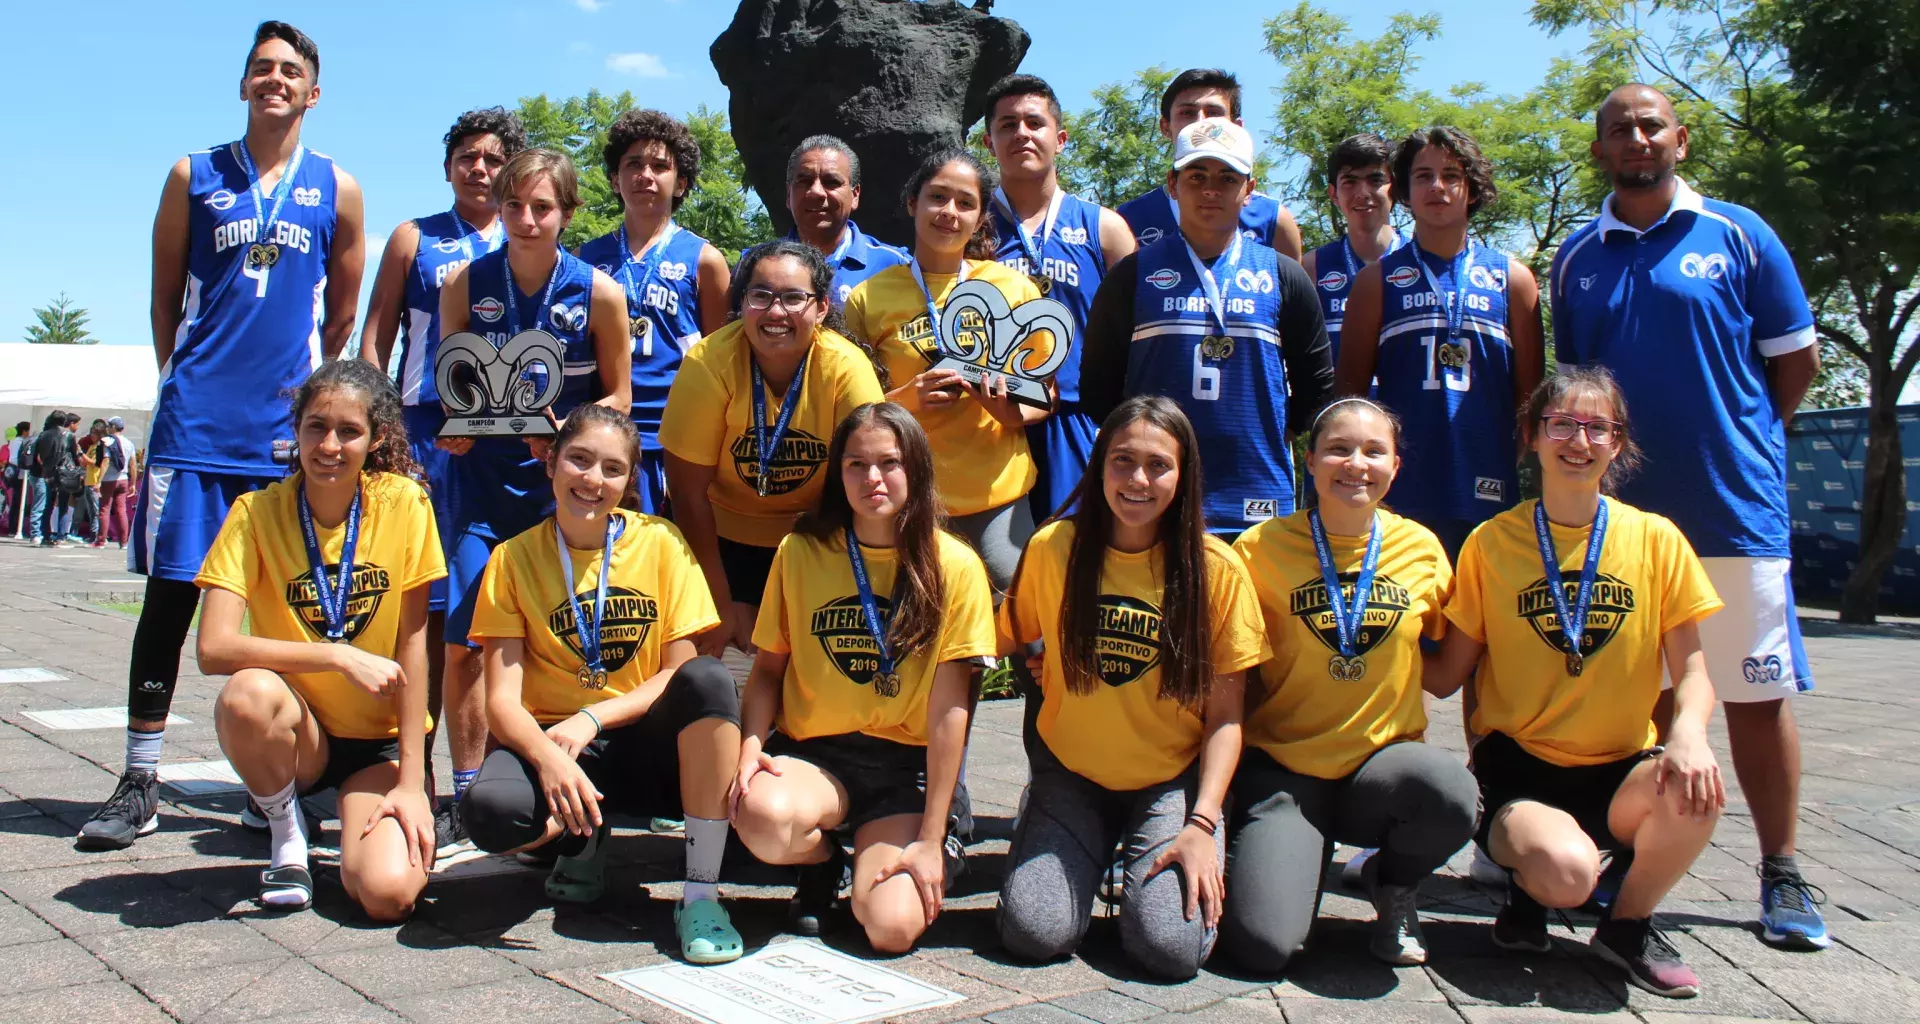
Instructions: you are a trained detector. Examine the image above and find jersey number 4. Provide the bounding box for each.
[1419,336,1471,393]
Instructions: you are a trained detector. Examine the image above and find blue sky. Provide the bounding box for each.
[2,0,1586,350]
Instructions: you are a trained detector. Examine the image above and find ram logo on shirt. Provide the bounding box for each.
[1679,252,1730,280]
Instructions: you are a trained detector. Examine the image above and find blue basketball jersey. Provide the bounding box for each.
[150,141,337,475]
[1311,230,1406,362]
[398,210,503,407]
[1371,240,1518,526]
[463,246,599,420]
[577,224,708,448]
[1118,187,1284,250]
[1126,237,1298,532]
[989,190,1106,402]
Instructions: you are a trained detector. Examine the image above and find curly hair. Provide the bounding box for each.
[443,106,528,167]
[602,109,702,211]
[1391,126,1497,218]
[290,359,417,481]
[900,148,1000,261]
[728,238,851,336]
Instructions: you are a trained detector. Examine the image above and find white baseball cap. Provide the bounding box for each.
[1172,117,1255,176]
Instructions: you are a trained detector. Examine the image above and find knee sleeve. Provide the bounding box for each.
[660,656,740,730]
[459,748,547,853]
[127,577,203,721]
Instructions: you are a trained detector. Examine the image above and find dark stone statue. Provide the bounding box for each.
[711,0,1030,247]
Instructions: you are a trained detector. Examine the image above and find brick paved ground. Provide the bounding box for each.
[1,539,1918,1023]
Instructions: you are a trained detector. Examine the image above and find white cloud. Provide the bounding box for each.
[573,0,607,12]
[606,52,669,78]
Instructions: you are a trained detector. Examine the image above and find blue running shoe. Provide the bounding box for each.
[1759,867,1830,950]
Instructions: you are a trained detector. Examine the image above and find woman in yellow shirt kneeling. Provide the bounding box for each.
[731,403,996,951]
[1429,367,1726,999]
[459,405,745,966]
[997,396,1269,981]
[198,360,446,920]
[661,239,885,657]
[1224,398,1477,972]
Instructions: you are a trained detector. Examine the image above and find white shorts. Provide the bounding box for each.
[1662,557,1813,702]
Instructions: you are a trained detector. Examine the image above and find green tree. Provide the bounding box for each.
[24,293,96,345]
[1533,0,1918,622]
[1049,66,1278,211]
[514,92,768,259]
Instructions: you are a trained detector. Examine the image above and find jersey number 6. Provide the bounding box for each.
[1191,345,1221,402]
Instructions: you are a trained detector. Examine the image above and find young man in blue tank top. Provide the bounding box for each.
[980,74,1137,522]
[82,21,368,851]
[1082,119,1334,536]
[576,111,732,515]
[1336,126,1544,557]
[1116,69,1304,262]
[360,107,527,855]
[1302,133,1405,364]
[783,135,908,306]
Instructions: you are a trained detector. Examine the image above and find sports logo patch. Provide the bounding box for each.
[1243,499,1278,521]
[1474,477,1505,502]
[1517,573,1636,662]
[811,594,898,690]
[1289,571,1412,660]
[1139,227,1165,245]
[1385,265,1422,288]
[1318,270,1349,292]
[1679,252,1729,280]
[1187,121,1229,145]
[286,562,391,644]
[433,238,465,254]
[1057,226,1090,245]
[1468,265,1505,290]
[1147,268,1182,290]
[1741,654,1786,684]
[730,427,830,496]
[292,187,322,207]
[1578,273,1598,292]
[1094,595,1163,686]
[205,189,238,212]
[1234,268,1276,295]
[549,587,657,676]
[472,297,505,322]
[550,304,588,332]
[659,261,689,282]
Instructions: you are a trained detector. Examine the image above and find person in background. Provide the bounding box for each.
[2,421,32,539]
[77,419,109,545]
[97,418,133,549]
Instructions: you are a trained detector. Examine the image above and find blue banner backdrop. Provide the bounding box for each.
[1786,406,1920,615]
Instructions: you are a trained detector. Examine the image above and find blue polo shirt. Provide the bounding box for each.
[1550,180,1814,558]
[790,220,909,307]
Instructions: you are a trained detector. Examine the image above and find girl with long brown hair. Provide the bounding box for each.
[731,403,996,952]
[996,395,1268,980]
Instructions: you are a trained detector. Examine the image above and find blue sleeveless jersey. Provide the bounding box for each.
[398,210,502,407]
[989,193,1106,402]
[577,224,708,448]
[150,142,336,474]
[1371,240,1518,526]
[1118,187,1283,250]
[1127,238,1297,532]
[1311,231,1405,362]
[463,247,599,419]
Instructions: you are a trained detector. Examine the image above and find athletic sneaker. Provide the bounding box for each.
[1100,860,1126,905]
[790,843,847,937]
[1759,866,1831,950]
[943,832,967,891]
[434,803,475,858]
[77,769,160,850]
[1469,845,1508,886]
[1491,882,1552,953]
[1365,859,1428,965]
[1590,915,1700,998]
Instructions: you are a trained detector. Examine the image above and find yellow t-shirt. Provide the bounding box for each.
[84,442,105,488]
[195,472,447,740]
[752,529,996,744]
[1234,510,1452,779]
[658,321,885,548]
[468,510,720,724]
[842,260,1055,516]
[1447,499,1723,767]
[998,520,1270,791]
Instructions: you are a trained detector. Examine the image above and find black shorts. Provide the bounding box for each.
[718,535,778,606]
[1471,730,1656,855]
[305,735,401,796]
[766,731,941,833]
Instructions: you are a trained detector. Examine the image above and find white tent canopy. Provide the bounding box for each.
[0,343,158,452]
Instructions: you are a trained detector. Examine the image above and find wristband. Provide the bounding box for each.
[577,706,604,736]
[1186,812,1219,836]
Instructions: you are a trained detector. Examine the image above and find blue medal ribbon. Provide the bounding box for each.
[750,353,810,497]
[618,223,679,317]
[556,514,626,683]
[297,483,363,643]
[994,186,1064,284]
[1340,228,1406,280]
[232,140,307,255]
[844,528,899,694]
[1533,498,1609,676]
[1413,241,1475,344]
[908,257,971,353]
[503,249,564,335]
[1308,509,1381,680]
[448,208,505,264]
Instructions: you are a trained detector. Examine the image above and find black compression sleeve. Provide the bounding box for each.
[1078,252,1142,426]
[126,577,204,722]
[1275,256,1336,434]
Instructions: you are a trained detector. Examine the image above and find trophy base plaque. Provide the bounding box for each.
[930,357,1053,410]
[442,416,557,438]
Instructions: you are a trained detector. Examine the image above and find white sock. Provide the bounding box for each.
[682,814,728,905]
[252,780,308,870]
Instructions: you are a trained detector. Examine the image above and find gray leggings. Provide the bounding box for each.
[948,496,1035,600]
[1221,742,1479,974]
[998,741,1223,980]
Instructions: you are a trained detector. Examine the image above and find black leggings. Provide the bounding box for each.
[461,656,739,853]
[128,576,204,723]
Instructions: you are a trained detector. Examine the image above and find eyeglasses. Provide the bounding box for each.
[1539,414,1621,445]
[743,287,820,312]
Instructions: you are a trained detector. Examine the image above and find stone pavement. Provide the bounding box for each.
[2,540,1919,1024]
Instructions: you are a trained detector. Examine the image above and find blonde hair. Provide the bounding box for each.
[492,148,581,213]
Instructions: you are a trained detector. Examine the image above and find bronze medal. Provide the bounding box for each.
[874,670,902,698]
[629,316,651,342]
[1328,654,1365,681]
[1029,273,1052,296]
[247,242,280,270]
[1201,335,1235,361]
[1438,341,1470,369]
[1565,651,1584,678]
[576,664,595,688]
